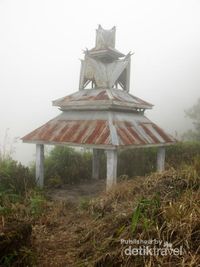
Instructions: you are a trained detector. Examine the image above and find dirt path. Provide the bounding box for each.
[32,179,106,266]
[46,179,106,203]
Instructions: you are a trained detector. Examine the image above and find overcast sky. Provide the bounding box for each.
[0,0,200,165]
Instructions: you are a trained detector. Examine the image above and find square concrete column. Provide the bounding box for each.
[106,149,117,190]
[92,149,102,179]
[157,146,165,172]
[36,144,44,187]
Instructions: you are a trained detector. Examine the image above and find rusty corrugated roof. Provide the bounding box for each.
[22,111,175,148]
[52,89,153,111]
[22,25,176,149]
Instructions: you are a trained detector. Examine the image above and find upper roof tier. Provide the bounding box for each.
[54,26,151,112]
[53,88,153,111]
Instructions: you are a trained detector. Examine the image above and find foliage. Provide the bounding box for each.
[31,160,200,266]
[44,146,102,184]
[0,223,34,267]
[166,141,200,167]
[131,196,160,233]
[73,161,200,267]
[47,175,63,188]
[118,147,157,177]
[0,142,199,266]
[0,158,46,225]
[43,142,200,184]
[0,189,46,265]
[0,129,17,162]
[79,197,91,210]
[28,190,46,217]
[118,141,200,177]
[0,157,35,195]
[184,98,200,141]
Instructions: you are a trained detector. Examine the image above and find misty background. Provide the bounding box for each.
[0,0,200,165]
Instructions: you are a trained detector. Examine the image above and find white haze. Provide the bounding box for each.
[0,0,200,165]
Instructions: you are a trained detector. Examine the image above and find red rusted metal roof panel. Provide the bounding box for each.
[52,89,153,110]
[115,121,175,146]
[23,119,111,145]
[22,111,175,147]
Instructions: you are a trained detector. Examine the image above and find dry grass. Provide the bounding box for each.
[31,163,200,267]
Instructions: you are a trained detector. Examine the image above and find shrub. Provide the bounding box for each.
[166,141,200,167]
[44,146,93,184]
[0,158,35,195]
[47,175,63,188]
[43,142,200,184]
[29,191,46,217]
[118,147,157,177]
[118,142,200,177]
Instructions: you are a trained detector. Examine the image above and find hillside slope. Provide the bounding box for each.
[33,162,200,267]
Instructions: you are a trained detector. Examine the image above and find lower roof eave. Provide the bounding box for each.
[22,140,116,150]
[22,139,176,150]
[59,104,152,112]
[117,142,176,150]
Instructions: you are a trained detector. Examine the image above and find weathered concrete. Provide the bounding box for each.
[106,149,117,190]
[157,146,165,172]
[36,144,44,187]
[92,149,102,179]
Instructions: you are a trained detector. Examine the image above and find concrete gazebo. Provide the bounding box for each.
[22,25,176,190]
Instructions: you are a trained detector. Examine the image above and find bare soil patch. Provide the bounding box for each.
[46,179,106,203]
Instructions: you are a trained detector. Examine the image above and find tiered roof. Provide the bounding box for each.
[22,25,175,148]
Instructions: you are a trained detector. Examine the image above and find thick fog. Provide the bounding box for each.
[0,0,200,165]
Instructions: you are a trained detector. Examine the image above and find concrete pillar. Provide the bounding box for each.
[157,147,165,172]
[92,149,102,179]
[36,144,44,187]
[106,149,117,190]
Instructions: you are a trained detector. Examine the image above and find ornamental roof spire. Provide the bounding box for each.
[80,25,131,91]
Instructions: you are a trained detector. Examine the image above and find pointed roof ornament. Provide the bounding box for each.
[88,25,125,60]
[79,26,132,91]
[95,25,116,49]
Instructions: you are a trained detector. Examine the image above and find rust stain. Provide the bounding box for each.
[94,90,109,100]
[117,127,133,145]
[23,120,112,145]
[22,117,175,146]
[54,124,69,142]
[152,124,174,143]
[59,123,80,142]
[72,121,90,143]
[123,122,146,144]
[38,123,52,139]
[84,121,105,144]
[141,124,160,143]
[96,124,110,144]
[53,89,153,109]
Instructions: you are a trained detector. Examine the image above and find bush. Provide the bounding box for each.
[166,141,200,167]
[118,147,157,177]
[28,191,46,217]
[43,142,200,185]
[118,142,200,177]
[47,175,63,188]
[0,158,35,195]
[44,147,93,184]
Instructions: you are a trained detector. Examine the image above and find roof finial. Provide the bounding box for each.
[95,25,116,49]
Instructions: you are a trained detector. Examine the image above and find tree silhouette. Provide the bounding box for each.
[184,98,200,141]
